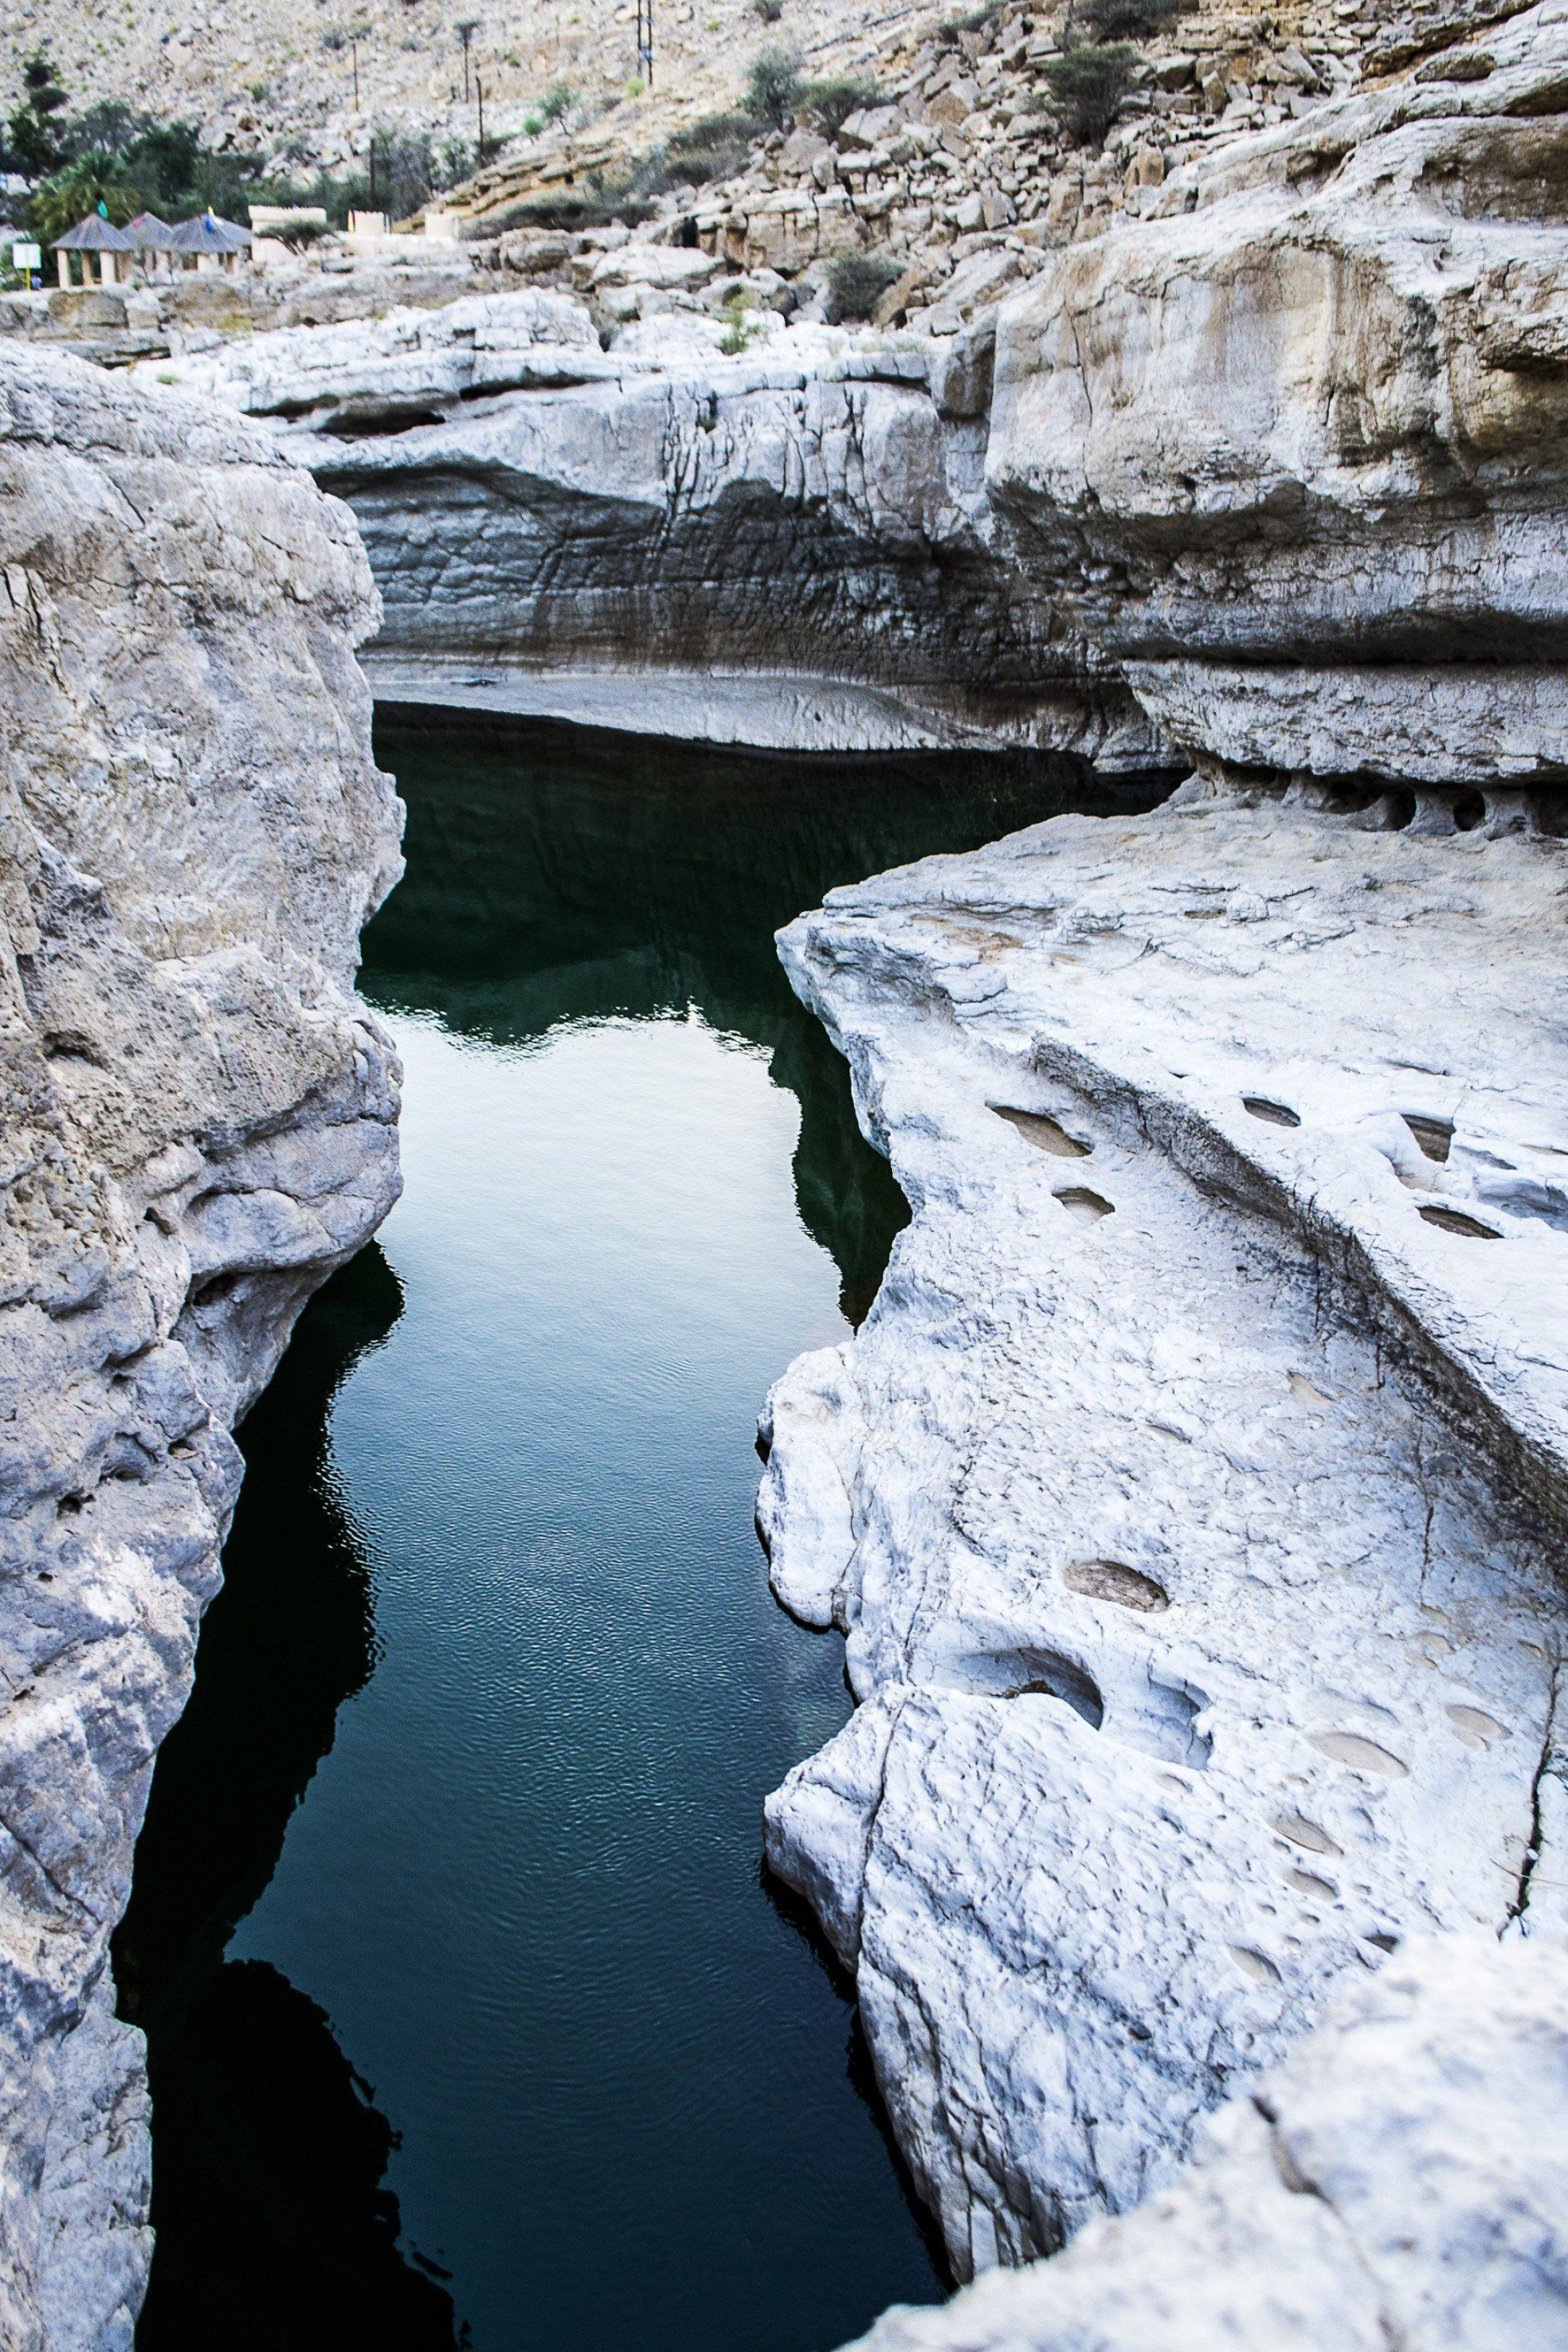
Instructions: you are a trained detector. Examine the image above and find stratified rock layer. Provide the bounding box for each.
[989,0,1568,781]
[136,296,1155,761]
[0,348,402,2350]
[760,782,1568,2295]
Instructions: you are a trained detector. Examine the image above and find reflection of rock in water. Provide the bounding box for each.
[116,1246,459,2348]
[134,1960,461,2351]
[365,711,1169,1322]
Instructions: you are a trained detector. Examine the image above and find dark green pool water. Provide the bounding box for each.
[116,718,1161,2351]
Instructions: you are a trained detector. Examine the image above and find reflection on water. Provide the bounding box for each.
[119,718,1168,2350]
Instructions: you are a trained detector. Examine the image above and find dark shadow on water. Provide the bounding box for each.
[115,1248,460,2350]
[760,1864,952,2288]
[119,713,1174,2346]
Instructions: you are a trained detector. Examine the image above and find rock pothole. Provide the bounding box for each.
[1403,1114,1453,1163]
[1418,1204,1501,1238]
[1243,1096,1301,1128]
[993,1106,1090,1158]
[1309,1731,1408,1779]
[1054,1187,1114,1222]
[1061,1559,1170,1612]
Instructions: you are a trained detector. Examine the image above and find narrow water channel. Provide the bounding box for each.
[116,718,1159,2352]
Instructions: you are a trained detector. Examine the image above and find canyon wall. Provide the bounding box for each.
[98,6,1568,2339]
[0,348,401,2350]
[134,2,1568,794]
[145,293,1153,761]
[988,0,1568,787]
[752,9,1568,2337]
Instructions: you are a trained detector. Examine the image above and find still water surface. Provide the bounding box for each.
[116,720,1155,2351]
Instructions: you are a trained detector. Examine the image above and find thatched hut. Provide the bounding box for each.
[168,211,253,276]
[124,213,178,279]
[51,213,134,289]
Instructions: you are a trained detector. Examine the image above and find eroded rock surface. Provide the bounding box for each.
[760,782,1568,2294]
[141,298,1152,760]
[840,1933,1568,2350]
[0,347,401,2349]
[989,0,1568,780]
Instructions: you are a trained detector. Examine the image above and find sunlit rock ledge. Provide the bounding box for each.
[842,1933,1568,2350]
[0,347,402,2351]
[759,779,1568,2333]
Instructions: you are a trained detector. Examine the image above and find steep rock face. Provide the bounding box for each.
[138,297,1155,761]
[988,0,1568,781]
[0,348,402,2350]
[841,1934,1568,2350]
[760,783,1568,2291]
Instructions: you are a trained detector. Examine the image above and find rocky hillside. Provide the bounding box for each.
[0,347,400,2351]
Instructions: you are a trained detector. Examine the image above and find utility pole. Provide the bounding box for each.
[475,73,485,154]
[368,131,377,208]
[635,0,653,85]
[456,18,480,103]
[350,33,360,106]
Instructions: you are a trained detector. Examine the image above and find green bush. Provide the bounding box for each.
[825,247,901,322]
[1073,0,1185,38]
[753,0,785,20]
[746,47,802,126]
[938,3,1001,39]
[797,75,877,133]
[541,82,575,122]
[719,285,766,353]
[469,191,655,234]
[1039,43,1138,142]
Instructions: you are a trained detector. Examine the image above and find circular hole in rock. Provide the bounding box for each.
[1403,1114,1453,1163]
[1447,1703,1509,1747]
[1385,788,1418,830]
[1451,789,1486,831]
[1272,1810,1343,1857]
[1418,1204,1501,1239]
[1243,1096,1301,1128]
[992,1106,1090,1158]
[1054,1186,1114,1222]
[1062,1557,1169,1612]
[1310,1730,1408,1779]
[954,1645,1105,1729]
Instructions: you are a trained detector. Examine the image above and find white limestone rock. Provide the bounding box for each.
[134,289,609,433]
[762,785,1568,2288]
[0,346,403,2348]
[986,0,1568,781]
[839,1933,1568,2351]
[133,302,1158,763]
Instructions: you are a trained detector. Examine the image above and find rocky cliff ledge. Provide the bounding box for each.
[761,779,1568,2341]
[136,0,1568,786]
[0,348,401,2350]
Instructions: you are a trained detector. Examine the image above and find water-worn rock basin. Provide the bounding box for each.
[113,717,1161,2350]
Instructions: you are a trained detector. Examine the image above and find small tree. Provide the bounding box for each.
[541,82,575,122]
[5,54,70,178]
[825,248,900,321]
[1073,0,1185,38]
[797,75,876,134]
[1040,43,1138,142]
[746,47,802,126]
[30,152,143,237]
